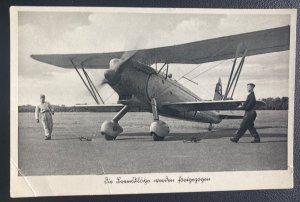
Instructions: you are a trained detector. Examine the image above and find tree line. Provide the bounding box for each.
[18,104,147,112]
[261,97,288,110]
[18,97,289,112]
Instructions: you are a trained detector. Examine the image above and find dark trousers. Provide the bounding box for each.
[236,110,259,139]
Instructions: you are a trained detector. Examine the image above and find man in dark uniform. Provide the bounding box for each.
[230,83,260,143]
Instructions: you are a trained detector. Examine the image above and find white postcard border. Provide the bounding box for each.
[10,6,296,197]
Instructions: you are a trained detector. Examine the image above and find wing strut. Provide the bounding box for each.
[69,58,105,104]
[223,44,248,100]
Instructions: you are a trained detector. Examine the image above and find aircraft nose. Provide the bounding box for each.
[104,57,128,85]
[104,58,124,85]
[104,68,121,85]
[109,58,121,70]
[104,69,115,81]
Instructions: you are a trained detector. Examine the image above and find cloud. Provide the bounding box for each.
[18,11,290,105]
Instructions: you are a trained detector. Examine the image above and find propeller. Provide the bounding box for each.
[98,78,108,89]
[112,50,138,72]
[98,50,138,87]
[95,50,138,103]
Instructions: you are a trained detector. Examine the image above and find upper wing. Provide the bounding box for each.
[31,26,290,69]
[162,100,266,111]
[31,52,124,69]
[136,25,290,65]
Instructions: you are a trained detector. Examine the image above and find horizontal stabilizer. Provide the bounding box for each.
[219,114,244,119]
[162,100,266,111]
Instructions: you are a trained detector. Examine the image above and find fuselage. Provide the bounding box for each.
[108,60,222,124]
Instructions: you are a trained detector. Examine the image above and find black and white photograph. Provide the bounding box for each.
[10,7,296,197]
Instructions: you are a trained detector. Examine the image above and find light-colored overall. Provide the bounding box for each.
[35,102,54,137]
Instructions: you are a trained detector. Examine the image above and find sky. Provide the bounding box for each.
[18,11,291,106]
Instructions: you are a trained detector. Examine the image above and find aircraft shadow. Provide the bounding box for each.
[49,131,287,142]
[50,137,83,141]
[165,132,287,142]
[236,140,287,144]
[116,131,287,142]
[115,137,153,141]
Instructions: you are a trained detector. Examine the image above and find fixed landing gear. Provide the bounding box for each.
[150,120,170,141]
[102,133,116,140]
[105,135,116,141]
[152,133,165,141]
[101,105,130,141]
[101,120,122,140]
[208,123,213,131]
[150,98,170,141]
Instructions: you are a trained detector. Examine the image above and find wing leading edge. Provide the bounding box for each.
[31,26,290,69]
[74,104,148,112]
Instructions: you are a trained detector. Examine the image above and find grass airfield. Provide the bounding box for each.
[18,111,288,175]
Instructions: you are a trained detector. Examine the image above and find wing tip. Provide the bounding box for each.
[30,54,41,61]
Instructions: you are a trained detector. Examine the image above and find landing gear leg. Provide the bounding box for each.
[208,123,213,131]
[101,105,130,141]
[150,98,169,141]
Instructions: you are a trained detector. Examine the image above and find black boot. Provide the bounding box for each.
[251,136,260,143]
[230,136,239,143]
[230,132,243,143]
[45,135,51,140]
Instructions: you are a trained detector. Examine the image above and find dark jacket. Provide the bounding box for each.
[243,91,256,112]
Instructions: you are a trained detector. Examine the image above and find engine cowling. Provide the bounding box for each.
[150,120,170,141]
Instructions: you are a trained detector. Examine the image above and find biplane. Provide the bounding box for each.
[31,25,290,141]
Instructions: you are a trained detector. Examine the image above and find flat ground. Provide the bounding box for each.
[18,111,288,175]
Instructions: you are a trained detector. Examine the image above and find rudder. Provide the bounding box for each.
[213,77,223,101]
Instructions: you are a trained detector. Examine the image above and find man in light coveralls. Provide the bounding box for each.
[35,94,54,140]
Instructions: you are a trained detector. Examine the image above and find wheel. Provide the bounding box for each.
[150,120,169,141]
[104,134,115,141]
[101,120,123,140]
[208,123,213,131]
[152,133,165,141]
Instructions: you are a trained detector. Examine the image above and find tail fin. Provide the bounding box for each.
[213,77,223,101]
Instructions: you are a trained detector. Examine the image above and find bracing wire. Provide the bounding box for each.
[177,42,232,82]
[155,59,230,99]
[104,91,116,103]
[182,60,228,85]
[177,63,203,82]
[191,60,228,80]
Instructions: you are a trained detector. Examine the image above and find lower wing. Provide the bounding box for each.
[162,100,266,111]
[74,104,123,112]
[74,104,148,112]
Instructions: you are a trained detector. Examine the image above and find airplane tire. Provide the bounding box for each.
[150,120,169,141]
[104,134,115,141]
[152,132,165,141]
[101,120,123,140]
